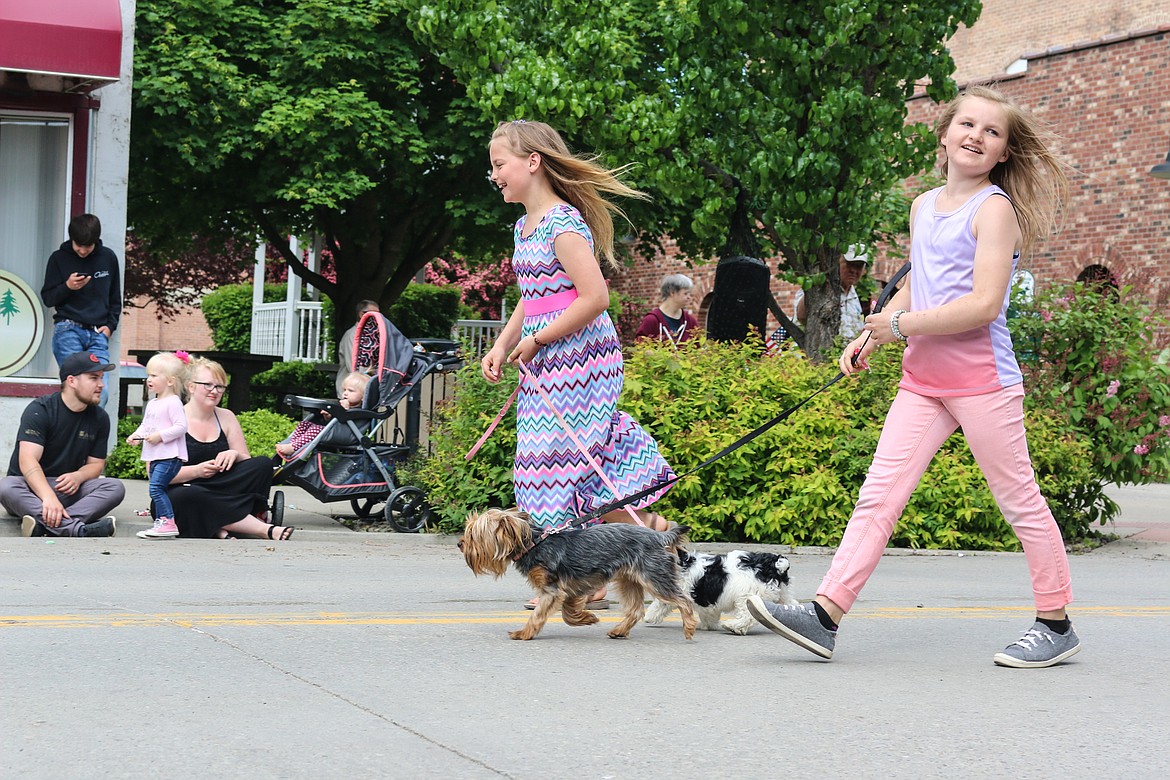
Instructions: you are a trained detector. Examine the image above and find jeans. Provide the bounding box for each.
[148,458,183,520]
[53,321,112,406]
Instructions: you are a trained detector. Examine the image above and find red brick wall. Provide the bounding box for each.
[119,297,214,362]
[906,29,1170,343]
[946,0,1170,84]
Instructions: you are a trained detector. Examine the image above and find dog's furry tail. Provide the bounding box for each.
[663,525,691,549]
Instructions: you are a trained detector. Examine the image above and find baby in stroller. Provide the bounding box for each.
[275,372,371,461]
[270,310,460,531]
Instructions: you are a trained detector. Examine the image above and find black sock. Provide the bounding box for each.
[813,602,838,632]
[1037,616,1071,634]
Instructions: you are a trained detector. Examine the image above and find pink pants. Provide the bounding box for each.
[819,385,1074,614]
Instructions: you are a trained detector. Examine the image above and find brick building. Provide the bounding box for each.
[120,298,214,361]
[609,5,1170,345]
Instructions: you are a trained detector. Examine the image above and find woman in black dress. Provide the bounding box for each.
[150,357,291,540]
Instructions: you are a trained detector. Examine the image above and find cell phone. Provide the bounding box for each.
[75,272,92,278]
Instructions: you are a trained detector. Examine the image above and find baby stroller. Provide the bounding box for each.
[271,311,460,532]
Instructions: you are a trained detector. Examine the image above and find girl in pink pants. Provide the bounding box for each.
[747,85,1079,668]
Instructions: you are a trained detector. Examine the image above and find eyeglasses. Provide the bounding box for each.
[191,381,227,393]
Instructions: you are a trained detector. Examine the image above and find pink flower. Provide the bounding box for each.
[1106,380,1120,397]
[1041,310,1052,322]
[1160,415,1170,427]
[1134,444,1150,455]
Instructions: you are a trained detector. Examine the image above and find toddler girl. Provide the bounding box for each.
[128,351,189,539]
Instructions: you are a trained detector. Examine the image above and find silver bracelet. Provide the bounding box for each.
[890,309,909,342]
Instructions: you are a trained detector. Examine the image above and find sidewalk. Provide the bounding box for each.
[0,478,359,539]
[2,478,1167,548]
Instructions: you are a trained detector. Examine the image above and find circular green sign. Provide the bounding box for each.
[0,269,46,376]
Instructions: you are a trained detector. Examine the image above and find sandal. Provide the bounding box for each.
[267,524,294,541]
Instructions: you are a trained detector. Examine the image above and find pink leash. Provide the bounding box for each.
[465,358,644,526]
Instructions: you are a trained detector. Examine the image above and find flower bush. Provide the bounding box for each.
[426,255,516,320]
[1010,282,1170,523]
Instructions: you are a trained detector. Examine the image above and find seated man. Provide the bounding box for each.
[0,352,125,537]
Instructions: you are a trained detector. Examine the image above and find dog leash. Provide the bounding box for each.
[564,260,912,529]
[473,260,911,550]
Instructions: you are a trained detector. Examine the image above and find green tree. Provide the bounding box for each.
[410,0,980,359]
[130,0,512,337]
[0,288,20,323]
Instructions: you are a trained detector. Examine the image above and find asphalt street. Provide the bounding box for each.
[1,481,1167,779]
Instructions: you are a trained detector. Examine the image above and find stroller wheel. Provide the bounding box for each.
[350,498,381,518]
[271,491,285,526]
[385,486,431,533]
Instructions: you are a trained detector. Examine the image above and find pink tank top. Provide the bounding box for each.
[900,185,1022,397]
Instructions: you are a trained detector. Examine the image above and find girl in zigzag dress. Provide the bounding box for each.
[481,120,677,609]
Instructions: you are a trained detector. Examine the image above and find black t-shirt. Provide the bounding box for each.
[660,312,684,332]
[7,393,111,477]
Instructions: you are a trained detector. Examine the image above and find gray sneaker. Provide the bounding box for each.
[746,595,836,659]
[81,516,117,538]
[994,621,1082,668]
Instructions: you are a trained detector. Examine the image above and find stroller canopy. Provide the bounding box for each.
[352,311,415,408]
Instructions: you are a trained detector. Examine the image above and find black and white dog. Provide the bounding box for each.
[645,549,797,634]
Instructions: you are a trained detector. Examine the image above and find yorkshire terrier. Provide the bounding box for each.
[459,508,699,641]
[644,548,797,634]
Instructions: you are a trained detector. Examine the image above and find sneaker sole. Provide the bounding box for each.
[746,596,833,659]
[993,642,1082,669]
[136,530,179,539]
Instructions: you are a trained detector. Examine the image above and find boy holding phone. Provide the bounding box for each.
[40,214,122,405]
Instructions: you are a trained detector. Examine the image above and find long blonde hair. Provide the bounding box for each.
[491,120,648,270]
[934,85,1070,257]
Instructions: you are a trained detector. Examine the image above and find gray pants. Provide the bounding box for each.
[0,476,125,537]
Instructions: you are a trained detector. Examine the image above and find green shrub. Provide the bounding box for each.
[415,337,1095,547]
[250,361,337,417]
[201,282,285,352]
[388,283,462,339]
[105,410,295,480]
[105,416,149,480]
[1011,283,1170,524]
[414,361,523,533]
[237,409,297,456]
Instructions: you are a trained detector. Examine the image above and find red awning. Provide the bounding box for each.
[0,0,123,82]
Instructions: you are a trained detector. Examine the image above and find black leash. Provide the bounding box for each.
[563,260,913,531]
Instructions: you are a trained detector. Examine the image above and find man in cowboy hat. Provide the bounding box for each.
[0,352,125,537]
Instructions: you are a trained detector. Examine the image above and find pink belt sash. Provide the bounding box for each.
[523,289,578,316]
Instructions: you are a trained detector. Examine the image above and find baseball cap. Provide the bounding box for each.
[59,352,116,381]
[844,245,869,265]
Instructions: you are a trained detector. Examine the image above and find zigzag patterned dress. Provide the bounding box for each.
[512,203,676,529]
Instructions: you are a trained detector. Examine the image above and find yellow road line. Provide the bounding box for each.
[0,605,1165,629]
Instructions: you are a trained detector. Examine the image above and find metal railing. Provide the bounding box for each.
[453,319,502,358]
[372,357,463,455]
[252,302,330,362]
